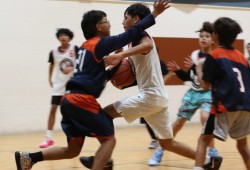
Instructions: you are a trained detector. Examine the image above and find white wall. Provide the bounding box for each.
[0,0,250,134]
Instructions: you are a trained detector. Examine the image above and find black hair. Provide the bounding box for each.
[196,22,213,35]
[124,3,151,20]
[56,28,74,40]
[247,42,250,46]
[81,10,107,40]
[213,17,242,46]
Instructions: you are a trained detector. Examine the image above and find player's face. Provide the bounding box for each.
[199,31,214,51]
[122,12,139,31]
[247,44,250,55]
[58,34,71,45]
[97,17,111,37]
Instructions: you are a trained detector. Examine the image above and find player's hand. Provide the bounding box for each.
[49,80,53,87]
[183,56,194,69]
[167,61,180,72]
[115,48,123,54]
[151,0,171,18]
[104,53,123,70]
[111,80,124,90]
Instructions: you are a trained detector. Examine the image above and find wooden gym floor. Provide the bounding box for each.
[0,124,247,170]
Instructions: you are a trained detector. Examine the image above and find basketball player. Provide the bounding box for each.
[14,1,171,170]
[194,17,250,170]
[148,22,219,166]
[81,2,221,170]
[39,28,77,148]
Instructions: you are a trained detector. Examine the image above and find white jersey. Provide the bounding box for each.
[113,40,172,138]
[51,44,76,95]
[129,40,168,106]
[189,49,207,91]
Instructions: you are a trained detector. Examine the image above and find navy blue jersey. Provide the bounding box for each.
[66,14,155,98]
[202,47,250,114]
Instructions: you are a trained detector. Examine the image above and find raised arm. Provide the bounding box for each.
[96,0,171,58]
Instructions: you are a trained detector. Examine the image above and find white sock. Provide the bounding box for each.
[193,167,204,170]
[46,130,53,139]
[204,155,210,164]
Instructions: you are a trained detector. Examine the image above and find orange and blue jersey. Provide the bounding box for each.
[66,14,155,98]
[202,46,250,114]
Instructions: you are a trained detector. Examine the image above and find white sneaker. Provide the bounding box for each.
[148,147,164,166]
[148,140,158,149]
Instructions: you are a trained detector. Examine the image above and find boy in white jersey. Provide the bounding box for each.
[81,2,221,170]
[39,28,77,148]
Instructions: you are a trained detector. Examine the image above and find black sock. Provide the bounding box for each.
[29,151,44,163]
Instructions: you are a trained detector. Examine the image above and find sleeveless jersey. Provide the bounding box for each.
[129,37,168,105]
[51,44,76,95]
[203,47,250,114]
[190,50,208,91]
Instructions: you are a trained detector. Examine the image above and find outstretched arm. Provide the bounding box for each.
[96,0,171,58]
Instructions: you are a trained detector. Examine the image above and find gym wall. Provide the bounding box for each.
[0,0,249,134]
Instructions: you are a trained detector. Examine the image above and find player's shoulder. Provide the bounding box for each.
[190,49,200,64]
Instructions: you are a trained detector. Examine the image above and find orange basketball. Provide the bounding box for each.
[111,59,136,88]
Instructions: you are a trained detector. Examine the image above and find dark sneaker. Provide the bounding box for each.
[79,156,113,170]
[15,151,35,170]
[204,156,223,170]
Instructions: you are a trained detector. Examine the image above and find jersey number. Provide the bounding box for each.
[233,67,245,92]
[74,49,86,73]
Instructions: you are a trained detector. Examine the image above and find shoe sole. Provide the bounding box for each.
[15,151,22,170]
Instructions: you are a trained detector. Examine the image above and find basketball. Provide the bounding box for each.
[111,58,136,88]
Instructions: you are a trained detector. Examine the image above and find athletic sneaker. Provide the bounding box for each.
[208,147,219,157]
[148,147,164,166]
[15,151,35,170]
[79,156,113,170]
[39,138,54,148]
[204,156,223,170]
[148,140,158,149]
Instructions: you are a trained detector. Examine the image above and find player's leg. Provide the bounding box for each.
[236,137,250,170]
[92,136,116,170]
[39,96,62,148]
[146,108,195,162]
[15,137,83,170]
[200,110,219,157]
[194,114,223,170]
[173,88,197,137]
[172,118,187,136]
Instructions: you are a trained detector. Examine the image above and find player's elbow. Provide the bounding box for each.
[144,41,153,52]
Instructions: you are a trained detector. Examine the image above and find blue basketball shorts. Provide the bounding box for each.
[177,88,212,120]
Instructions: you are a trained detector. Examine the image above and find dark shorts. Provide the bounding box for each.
[202,114,215,135]
[60,94,114,142]
[51,96,63,105]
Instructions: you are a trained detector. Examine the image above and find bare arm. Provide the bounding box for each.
[104,36,153,69]
[49,64,54,87]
